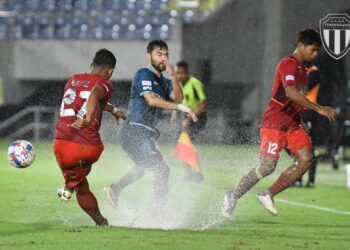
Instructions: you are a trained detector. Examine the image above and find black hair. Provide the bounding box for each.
[296,29,322,47]
[91,49,116,69]
[176,61,189,71]
[147,40,168,53]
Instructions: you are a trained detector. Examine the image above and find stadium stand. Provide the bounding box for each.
[0,0,210,40]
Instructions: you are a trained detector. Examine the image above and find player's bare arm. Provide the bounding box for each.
[170,98,205,125]
[285,85,336,121]
[104,102,128,122]
[164,61,183,103]
[70,85,106,129]
[144,92,198,122]
[180,101,205,128]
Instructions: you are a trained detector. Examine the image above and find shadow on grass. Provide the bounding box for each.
[0,221,59,237]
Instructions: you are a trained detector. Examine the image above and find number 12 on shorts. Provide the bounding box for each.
[267,142,278,155]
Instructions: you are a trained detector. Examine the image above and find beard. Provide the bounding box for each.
[150,57,166,72]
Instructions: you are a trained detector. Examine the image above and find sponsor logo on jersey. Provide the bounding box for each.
[142,80,152,86]
[320,14,350,59]
[142,81,152,91]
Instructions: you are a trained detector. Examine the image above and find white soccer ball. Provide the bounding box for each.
[7,140,36,168]
[57,187,73,200]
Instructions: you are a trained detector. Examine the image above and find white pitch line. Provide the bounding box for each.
[275,198,350,215]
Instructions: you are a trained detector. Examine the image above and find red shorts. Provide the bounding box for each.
[53,139,104,188]
[260,128,312,159]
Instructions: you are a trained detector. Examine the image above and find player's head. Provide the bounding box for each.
[147,40,169,72]
[176,61,190,83]
[91,49,116,79]
[296,29,322,63]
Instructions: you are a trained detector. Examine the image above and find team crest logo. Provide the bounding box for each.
[320,14,350,60]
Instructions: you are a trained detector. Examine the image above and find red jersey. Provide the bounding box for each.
[55,73,113,145]
[261,56,308,131]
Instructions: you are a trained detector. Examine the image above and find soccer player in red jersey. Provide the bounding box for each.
[222,29,337,217]
[54,49,126,226]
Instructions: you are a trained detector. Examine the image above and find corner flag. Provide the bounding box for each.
[173,131,200,172]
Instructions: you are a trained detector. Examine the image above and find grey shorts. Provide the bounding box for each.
[120,124,163,166]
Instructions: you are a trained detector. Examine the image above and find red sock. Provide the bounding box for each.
[267,174,292,196]
[75,178,106,225]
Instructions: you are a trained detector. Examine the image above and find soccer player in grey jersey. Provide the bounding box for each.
[105,40,197,218]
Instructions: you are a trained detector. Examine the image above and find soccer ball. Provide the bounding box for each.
[57,187,73,201]
[7,140,36,168]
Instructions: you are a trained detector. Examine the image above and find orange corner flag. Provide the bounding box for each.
[173,131,200,172]
[306,84,320,103]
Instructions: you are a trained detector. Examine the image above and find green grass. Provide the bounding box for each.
[0,78,3,105]
[1,141,350,249]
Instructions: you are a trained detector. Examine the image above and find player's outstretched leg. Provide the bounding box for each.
[256,192,277,215]
[152,160,170,218]
[259,147,312,214]
[306,152,318,188]
[75,178,108,226]
[221,157,278,218]
[221,192,238,218]
[105,165,146,208]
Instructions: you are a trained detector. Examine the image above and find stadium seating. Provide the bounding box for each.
[0,0,205,40]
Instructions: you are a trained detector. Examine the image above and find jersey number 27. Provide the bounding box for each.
[60,88,90,119]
